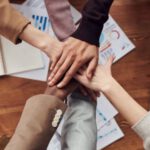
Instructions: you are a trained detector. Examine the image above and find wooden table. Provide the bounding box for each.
[0,0,150,149]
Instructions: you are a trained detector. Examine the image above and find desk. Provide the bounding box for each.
[0,0,150,149]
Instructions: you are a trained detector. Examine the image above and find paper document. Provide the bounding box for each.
[97,118,124,150]
[0,36,43,75]
[96,93,118,129]
[11,4,81,81]
[47,118,124,150]
[99,16,135,64]
[47,95,119,150]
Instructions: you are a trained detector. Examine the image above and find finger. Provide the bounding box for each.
[50,58,58,71]
[48,52,67,81]
[48,57,73,86]
[106,55,115,68]
[57,59,86,88]
[86,57,98,79]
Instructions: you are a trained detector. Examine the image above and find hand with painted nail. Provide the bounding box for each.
[48,37,99,88]
[74,56,115,92]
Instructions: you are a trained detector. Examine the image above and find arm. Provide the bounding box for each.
[5,81,78,150]
[48,0,113,88]
[72,0,114,46]
[75,56,150,148]
[103,78,147,126]
[5,94,66,150]
[61,91,97,150]
[0,0,63,67]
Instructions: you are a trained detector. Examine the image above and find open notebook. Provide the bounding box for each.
[0,36,44,76]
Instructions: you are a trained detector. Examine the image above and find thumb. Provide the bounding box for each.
[107,55,115,68]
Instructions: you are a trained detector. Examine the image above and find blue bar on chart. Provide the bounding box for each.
[32,15,50,32]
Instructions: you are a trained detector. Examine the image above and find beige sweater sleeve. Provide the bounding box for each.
[0,0,30,44]
[132,112,150,150]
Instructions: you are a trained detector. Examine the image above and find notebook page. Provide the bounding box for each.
[0,39,5,75]
[1,36,44,74]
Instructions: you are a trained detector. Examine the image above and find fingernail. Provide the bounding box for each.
[48,77,52,81]
[57,83,62,88]
[48,81,53,86]
[49,75,53,81]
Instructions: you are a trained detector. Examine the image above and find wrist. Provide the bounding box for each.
[100,77,117,94]
[44,86,66,100]
[20,24,51,53]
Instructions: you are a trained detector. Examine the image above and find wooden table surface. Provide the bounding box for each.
[0,0,150,149]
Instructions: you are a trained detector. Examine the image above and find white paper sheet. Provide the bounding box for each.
[0,36,44,75]
[99,16,135,64]
[12,2,135,81]
[22,0,82,23]
[47,118,124,150]
[96,93,118,129]
[11,4,81,81]
[11,4,53,81]
[47,133,61,150]
[0,42,5,75]
[23,0,46,9]
[97,118,124,150]
[47,94,119,150]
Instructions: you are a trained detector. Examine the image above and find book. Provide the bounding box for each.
[0,36,44,76]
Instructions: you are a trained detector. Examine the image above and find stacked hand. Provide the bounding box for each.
[48,37,99,88]
[45,79,78,100]
[75,56,115,93]
[20,25,100,100]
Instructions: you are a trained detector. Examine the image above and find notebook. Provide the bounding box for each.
[0,36,44,76]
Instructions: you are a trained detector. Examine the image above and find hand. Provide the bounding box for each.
[45,79,78,100]
[20,24,63,69]
[42,37,63,70]
[75,56,115,92]
[48,37,99,88]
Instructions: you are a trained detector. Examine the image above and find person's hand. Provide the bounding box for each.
[42,37,64,70]
[74,56,115,92]
[45,79,78,100]
[48,37,99,88]
[20,24,63,69]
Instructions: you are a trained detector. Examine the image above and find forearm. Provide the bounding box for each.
[72,0,113,46]
[102,78,147,126]
[19,24,51,53]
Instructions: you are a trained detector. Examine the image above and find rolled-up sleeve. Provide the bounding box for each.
[132,112,150,150]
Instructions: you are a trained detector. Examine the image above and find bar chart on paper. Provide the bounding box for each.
[32,15,50,32]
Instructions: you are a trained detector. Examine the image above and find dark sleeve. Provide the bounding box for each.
[72,0,114,47]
